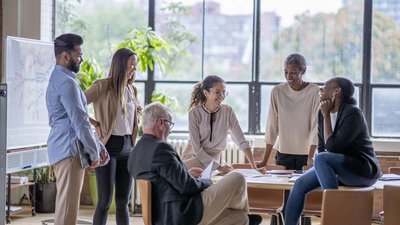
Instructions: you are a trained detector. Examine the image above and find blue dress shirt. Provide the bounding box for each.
[46,65,101,165]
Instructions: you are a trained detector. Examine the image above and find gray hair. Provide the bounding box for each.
[284,53,306,69]
[142,102,172,127]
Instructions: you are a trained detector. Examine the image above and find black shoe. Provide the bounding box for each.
[248,214,262,225]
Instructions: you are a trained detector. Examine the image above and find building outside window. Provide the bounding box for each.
[55,0,400,138]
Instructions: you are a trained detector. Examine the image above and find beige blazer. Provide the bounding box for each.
[85,78,139,146]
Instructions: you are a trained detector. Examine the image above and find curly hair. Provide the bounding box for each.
[188,75,225,110]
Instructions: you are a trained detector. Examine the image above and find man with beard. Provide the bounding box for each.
[45,33,109,225]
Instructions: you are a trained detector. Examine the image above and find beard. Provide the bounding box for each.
[67,60,80,73]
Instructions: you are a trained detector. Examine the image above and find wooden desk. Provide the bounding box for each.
[239,171,400,225]
[373,180,400,191]
[246,176,293,190]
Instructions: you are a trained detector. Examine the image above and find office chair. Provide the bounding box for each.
[319,187,374,225]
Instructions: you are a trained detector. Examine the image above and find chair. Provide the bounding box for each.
[301,189,323,225]
[231,163,286,224]
[137,179,152,225]
[379,166,400,224]
[319,187,374,225]
[382,185,400,225]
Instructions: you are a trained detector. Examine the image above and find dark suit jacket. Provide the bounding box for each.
[128,134,212,225]
[317,103,381,179]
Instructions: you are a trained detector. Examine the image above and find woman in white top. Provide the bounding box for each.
[257,53,320,170]
[85,48,141,225]
[181,75,264,174]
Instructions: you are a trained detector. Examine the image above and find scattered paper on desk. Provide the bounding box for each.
[379,173,400,181]
[5,206,22,212]
[267,170,293,175]
[288,176,300,182]
[233,169,265,178]
[201,161,215,179]
[245,176,287,183]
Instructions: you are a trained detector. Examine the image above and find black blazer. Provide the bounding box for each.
[128,134,212,225]
[317,103,381,179]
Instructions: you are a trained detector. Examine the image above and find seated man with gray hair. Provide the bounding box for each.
[128,102,262,225]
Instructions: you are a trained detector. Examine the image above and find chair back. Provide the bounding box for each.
[137,179,152,225]
[383,185,400,225]
[303,189,323,216]
[320,187,374,225]
[388,167,400,175]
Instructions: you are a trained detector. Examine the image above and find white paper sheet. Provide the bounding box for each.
[201,161,215,179]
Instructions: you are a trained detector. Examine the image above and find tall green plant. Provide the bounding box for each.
[151,91,180,109]
[76,58,104,91]
[34,167,56,184]
[117,27,171,75]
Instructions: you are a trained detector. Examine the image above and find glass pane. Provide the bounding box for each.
[260,85,274,133]
[154,83,193,131]
[134,82,145,106]
[203,0,253,81]
[372,1,400,84]
[155,0,202,81]
[224,84,249,131]
[372,88,400,137]
[55,0,148,79]
[260,0,363,83]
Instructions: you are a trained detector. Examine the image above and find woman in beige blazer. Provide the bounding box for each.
[85,48,141,225]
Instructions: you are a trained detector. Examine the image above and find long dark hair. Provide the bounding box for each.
[188,75,225,110]
[333,77,357,105]
[109,48,136,113]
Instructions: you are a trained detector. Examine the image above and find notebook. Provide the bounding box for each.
[201,161,215,179]
[75,139,91,169]
[379,173,400,181]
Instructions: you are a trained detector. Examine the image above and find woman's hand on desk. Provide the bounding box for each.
[256,160,267,168]
[254,167,267,174]
[189,167,204,179]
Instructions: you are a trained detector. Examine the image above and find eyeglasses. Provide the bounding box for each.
[161,119,175,129]
[209,90,228,97]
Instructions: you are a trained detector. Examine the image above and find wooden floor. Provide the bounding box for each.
[7,205,379,225]
[5,205,295,225]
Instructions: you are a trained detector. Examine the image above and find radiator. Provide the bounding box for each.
[132,139,251,213]
[166,139,247,165]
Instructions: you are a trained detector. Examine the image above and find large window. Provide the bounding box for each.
[371,0,400,137]
[260,0,363,83]
[55,0,148,77]
[55,0,400,138]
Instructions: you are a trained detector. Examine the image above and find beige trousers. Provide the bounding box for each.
[53,156,85,225]
[198,172,249,225]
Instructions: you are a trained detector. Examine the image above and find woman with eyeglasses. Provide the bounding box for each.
[181,75,265,174]
[284,77,381,225]
[85,48,141,225]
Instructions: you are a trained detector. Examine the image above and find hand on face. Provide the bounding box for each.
[320,95,335,116]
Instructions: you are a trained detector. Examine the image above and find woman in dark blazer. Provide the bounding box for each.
[284,77,382,225]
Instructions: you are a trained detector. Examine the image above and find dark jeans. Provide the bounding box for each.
[93,135,133,225]
[276,152,308,170]
[284,152,378,225]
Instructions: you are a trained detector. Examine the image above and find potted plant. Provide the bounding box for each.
[33,166,56,213]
